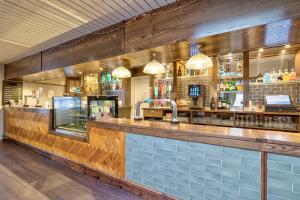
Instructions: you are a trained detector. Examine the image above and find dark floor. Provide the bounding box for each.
[0,141,142,200]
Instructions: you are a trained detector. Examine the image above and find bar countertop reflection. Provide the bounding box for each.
[87,118,300,153]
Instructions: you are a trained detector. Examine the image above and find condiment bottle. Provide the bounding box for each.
[290,68,297,81]
[283,69,290,82]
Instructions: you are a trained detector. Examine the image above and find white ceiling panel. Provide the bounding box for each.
[0,0,176,64]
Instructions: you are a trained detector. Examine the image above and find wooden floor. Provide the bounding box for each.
[0,141,142,200]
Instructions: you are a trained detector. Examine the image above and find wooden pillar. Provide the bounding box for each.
[260,152,268,200]
[243,51,250,107]
[295,50,300,77]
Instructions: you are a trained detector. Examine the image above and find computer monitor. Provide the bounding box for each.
[265,95,292,106]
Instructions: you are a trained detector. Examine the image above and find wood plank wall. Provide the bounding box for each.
[4,108,125,178]
[5,0,300,79]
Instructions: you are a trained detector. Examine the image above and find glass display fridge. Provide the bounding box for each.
[52,96,118,134]
[53,96,88,133]
[88,96,118,120]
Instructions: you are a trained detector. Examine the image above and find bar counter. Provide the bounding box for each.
[4,107,300,200]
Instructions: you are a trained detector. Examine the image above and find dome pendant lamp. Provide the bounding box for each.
[186,44,213,70]
[143,53,165,75]
[112,59,131,78]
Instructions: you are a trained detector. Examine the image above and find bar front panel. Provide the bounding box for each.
[126,133,261,200]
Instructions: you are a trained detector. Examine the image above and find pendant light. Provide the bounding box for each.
[186,44,213,70]
[112,59,131,78]
[143,53,165,74]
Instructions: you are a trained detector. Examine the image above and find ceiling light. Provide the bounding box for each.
[259,48,264,52]
[281,50,286,54]
[112,59,131,78]
[285,44,290,48]
[143,53,165,75]
[186,46,213,70]
[79,71,82,74]
[112,66,131,78]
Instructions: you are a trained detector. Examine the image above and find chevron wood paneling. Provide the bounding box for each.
[4,108,125,178]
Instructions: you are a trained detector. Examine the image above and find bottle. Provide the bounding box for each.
[226,98,231,110]
[236,59,243,76]
[283,69,290,82]
[225,80,230,91]
[225,59,231,74]
[263,71,271,83]
[218,97,222,110]
[178,67,182,76]
[237,80,243,91]
[210,97,216,110]
[290,68,297,81]
[219,63,225,77]
[270,70,278,83]
[220,80,225,91]
[257,73,263,83]
[230,79,236,91]
[277,69,283,81]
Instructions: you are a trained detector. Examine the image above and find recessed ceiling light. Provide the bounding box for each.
[258,48,264,52]
[285,44,290,48]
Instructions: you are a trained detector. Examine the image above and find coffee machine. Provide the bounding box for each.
[188,84,204,109]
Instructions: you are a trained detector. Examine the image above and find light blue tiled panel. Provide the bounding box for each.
[126,133,261,200]
[268,153,300,200]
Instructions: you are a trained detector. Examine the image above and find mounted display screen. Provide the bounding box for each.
[188,85,202,97]
[265,95,292,105]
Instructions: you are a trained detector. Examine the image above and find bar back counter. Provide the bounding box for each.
[4,107,300,200]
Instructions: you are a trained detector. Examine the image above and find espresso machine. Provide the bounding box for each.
[188,84,205,109]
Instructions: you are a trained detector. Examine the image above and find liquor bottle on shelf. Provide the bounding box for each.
[283,69,290,82]
[270,70,278,83]
[178,66,182,76]
[226,98,231,110]
[236,59,243,76]
[263,71,271,83]
[236,80,243,91]
[290,68,297,81]
[210,97,216,110]
[219,80,224,91]
[219,63,225,77]
[217,97,222,110]
[225,59,231,75]
[225,80,230,91]
[256,72,263,83]
[230,79,237,91]
[277,69,283,81]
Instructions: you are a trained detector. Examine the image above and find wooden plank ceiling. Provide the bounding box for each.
[0,0,176,64]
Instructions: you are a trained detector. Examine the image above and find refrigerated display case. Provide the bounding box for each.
[88,96,118,120]
[53,96,88,133]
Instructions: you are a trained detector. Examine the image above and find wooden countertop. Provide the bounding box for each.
[143,107,300,115]
[4,107,51,113]
[87,118,300,156]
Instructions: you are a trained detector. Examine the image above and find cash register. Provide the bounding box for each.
[188,84,204,109]
[265,95,298,112]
